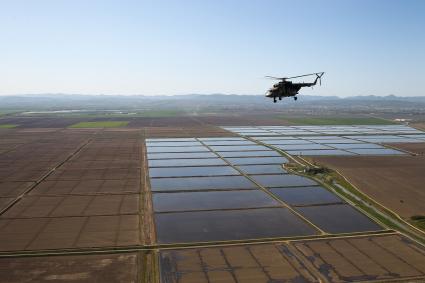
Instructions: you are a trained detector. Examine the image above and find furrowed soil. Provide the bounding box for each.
[313,155,425,219]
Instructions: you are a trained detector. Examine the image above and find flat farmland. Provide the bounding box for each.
[388,142,425,155]
[292,233,425,282]
[0,252,141,282]
[313,155,425,219]
[160,233,425,283]
[0,129,145,252]
[144,126,236,138]
[1,120,425,282]
[146,137,384,245]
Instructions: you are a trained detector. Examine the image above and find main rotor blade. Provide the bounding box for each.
[265,76,286,80]
[286,72,324,79]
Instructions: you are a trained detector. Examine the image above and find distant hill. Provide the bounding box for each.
[0,94,424,112]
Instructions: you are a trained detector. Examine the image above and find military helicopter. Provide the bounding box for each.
[266,72,325,103]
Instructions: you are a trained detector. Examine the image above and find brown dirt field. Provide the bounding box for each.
[387,142,425,155]
[0,214,140,251]
[1,194,139,218]
[0,129,147,252]
[313,155,425,219]
[292,233,425,282]
[412,122,425,131]
[46,168,141,180]
[0,182,34,197]
[0,197,14,212]
[29,179,140,195]
[0,252,140,283]
[1,115,290,129]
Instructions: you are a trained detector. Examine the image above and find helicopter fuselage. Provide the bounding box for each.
[266,81,314,102]
[265,72,324,103]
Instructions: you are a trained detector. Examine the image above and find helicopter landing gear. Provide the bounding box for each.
[293,96,298,101]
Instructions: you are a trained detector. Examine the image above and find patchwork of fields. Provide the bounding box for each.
[1,122,425,282]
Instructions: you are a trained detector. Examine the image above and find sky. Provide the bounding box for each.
[0,0,424,97]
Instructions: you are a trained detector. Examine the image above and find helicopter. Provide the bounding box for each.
[266,72,325,103]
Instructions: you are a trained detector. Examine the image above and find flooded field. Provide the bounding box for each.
[150,176,258,191]
[1,123,424,282]
[296,204,383,234]
[153,190,280,212]
[223,125,425,156]
[155,208,319,243]
[146,136,385,244]
[159,233,425,283]
[269,186,344,206]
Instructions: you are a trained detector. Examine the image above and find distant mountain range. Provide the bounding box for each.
[0,94,424,112]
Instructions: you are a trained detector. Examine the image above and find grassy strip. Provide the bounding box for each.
[0,124,18,128]
[278,117,396,125]
[69,121,129,128]
[410,216,425,230]
[23,110,187,118]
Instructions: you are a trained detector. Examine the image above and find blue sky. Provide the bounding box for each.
[1,0,424,96]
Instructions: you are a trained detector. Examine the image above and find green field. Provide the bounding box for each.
[69,121,129,128]
[20,109,187,118]
[0,124,18,128]
[280,117,396,125]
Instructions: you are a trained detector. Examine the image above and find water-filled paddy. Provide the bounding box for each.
[251,174,316,188]
[202,140,256,146]
[285,149,355,156]
[146,141,201,147]
[275,144,332,150]
[147,152,217,159]
[224,157,288,165]
[153,190,280,212]
[269,186,344,206]
[217,151,280,157]
[210,145,270,151]
[147,146,209,153]
[155,207,319,243]
[149,166,239,178]
[150,176,257,191]
[296,204,382,233]
[148,158,226,167]
[237,164,287,174]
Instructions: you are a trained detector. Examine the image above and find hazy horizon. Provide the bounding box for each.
[1,0,424,97]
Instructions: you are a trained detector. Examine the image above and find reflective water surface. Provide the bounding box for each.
[251,174,317,188]
[153,190,281,212]
[237,165,287,174]
[149,166,239,178]
[150,176,258,191]
[211,145,270,152]
[269,186,344,206]
[217,151,280,158]
[147,146,209,153]
[285,149,355,156]
[224,157,288,165]
[296,204,382,233]
[148,152,217,159]
[155,207,319,243]
[148,158,226,167]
